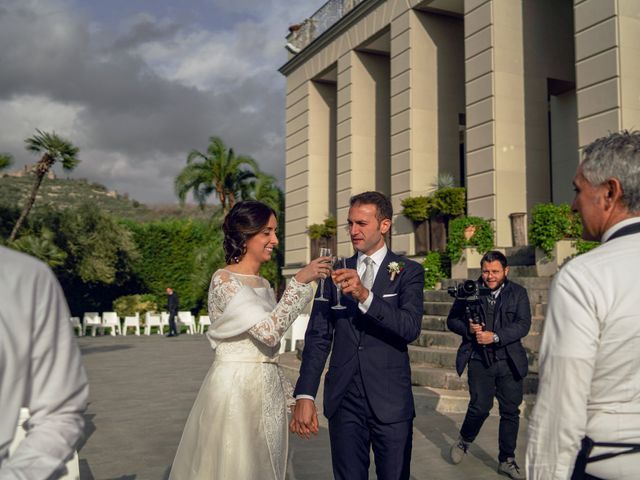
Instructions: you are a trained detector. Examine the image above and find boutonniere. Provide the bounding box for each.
[387,261,405,281]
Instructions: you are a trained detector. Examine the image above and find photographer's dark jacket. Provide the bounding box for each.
[447,278,531,378]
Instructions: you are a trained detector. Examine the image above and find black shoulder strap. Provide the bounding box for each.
[606,221,640,242]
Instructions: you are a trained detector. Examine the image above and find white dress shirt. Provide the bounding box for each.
[0,247,89,479]
[356,245,388,313]
[526,217,640,479]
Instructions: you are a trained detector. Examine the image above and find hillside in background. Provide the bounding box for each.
[0,175,219,222]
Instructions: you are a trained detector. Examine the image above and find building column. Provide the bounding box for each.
[464,0,527,247]
[390,9,464,254]
[575,0,640,148]
[335,50,390,256]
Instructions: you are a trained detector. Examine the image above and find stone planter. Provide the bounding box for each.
[429,214,447,252]
[535,239,577,276]
[509,212,527,246]
[310,236,337,259]
[413,220,430,254]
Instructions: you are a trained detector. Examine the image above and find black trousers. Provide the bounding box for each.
[168,311,179,335]
[328,374,413,480]
[460,358,523,462]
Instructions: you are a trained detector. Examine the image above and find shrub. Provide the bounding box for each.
[446,216,494,264]
[400,196,431,222]
[576,239,600,255]
[431,187,466,217]
[529,203,581,256]
[422,251,446,290]
[113,294,158,317]
[308,216,337,239]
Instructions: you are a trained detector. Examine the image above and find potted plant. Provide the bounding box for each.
[422,251,447,290]
[400,196,432,254]
[529,203,580,276]
[446,216,495,279]
[429,184,466,252]
[307,216,337,258]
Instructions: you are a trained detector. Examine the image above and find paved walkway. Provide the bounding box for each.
[77,335,527,479]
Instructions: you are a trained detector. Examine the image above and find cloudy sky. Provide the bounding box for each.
[0,0,325,204]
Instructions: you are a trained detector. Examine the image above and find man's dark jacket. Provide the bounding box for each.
[447,278,531,378]
[168,292,179,314]
[294,250,424,423]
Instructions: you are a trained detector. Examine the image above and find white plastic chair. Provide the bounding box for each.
[177,311,196,335]
[70,317,83,336]
[101,312,121,336]
[198,315,211,334]
[122,312,140,336]
[144,312,163,335]
[83,312,101,337]
[10,408,80,479]
[279,313,310,353]
[160,312,170,334]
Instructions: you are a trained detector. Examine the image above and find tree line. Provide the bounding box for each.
[1,131,284,315]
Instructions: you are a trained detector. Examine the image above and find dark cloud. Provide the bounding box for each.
[0,0,324,204]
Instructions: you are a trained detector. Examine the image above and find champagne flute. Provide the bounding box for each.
[315,247,332,301]
[331,256,347,310]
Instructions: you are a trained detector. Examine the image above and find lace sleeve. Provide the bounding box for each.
[208,270,243,317]
[248,277,313,347]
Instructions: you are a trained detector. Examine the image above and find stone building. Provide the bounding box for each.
[279,0,640,275]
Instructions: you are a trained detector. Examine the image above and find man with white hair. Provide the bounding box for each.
[526,130,640,479]
[0,246,88,479]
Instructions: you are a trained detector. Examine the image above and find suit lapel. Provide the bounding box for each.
[371,251,393,295]
[345,254,360,340]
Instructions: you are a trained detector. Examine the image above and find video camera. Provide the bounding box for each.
[447,280,490,302]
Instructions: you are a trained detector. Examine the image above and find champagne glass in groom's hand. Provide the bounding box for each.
[315,248,332,301]
[331,256,347,310]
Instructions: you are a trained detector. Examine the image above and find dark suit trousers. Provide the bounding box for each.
[328,369,412,480]
[168,311,179,335]
[460,359,523,462]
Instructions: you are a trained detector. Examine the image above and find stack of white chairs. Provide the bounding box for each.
[122,312,141,336]
[144,312,163,336]
[177,311,196,335]
[83,312,102,337]
[198,315,211,334]
[279,313,310,353]
[70,317,83,336]
[10,408,80,479]
[101,312,121,336]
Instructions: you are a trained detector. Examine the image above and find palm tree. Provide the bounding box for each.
[175,136,258,215]
[0,153,13,171]
[243,171,284,213]
[8,130,80,242]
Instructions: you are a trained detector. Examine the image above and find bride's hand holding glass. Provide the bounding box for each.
[294,255,332,284]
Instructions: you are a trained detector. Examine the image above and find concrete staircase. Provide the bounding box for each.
[410,246,550,414]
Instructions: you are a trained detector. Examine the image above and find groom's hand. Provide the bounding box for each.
[290,399,318,439]
[332,269,369,303]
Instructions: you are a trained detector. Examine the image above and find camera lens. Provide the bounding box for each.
[462,280,476,295]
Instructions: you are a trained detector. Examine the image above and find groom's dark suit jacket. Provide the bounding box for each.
[294,250,424,424]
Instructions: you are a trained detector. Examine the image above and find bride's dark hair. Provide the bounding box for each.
[223,200,277,264]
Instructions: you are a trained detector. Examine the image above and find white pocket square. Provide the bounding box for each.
[382,293,398,298]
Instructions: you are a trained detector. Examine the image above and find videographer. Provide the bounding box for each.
[447,250,531,479]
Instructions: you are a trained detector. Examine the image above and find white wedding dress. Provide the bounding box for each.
[169,269,313,480]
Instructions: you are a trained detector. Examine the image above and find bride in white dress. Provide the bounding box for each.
[169,200,331,480]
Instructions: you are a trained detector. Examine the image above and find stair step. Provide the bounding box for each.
[421,315,448,331]
[413,330,459,349]
[409,345,458,368]
[412,364,468,390]
[423,302,454,316]
[413,387,538,415]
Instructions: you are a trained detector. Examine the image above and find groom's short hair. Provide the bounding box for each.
[350,191,393,223]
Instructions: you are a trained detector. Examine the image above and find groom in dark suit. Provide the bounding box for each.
[291,191,424,480]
